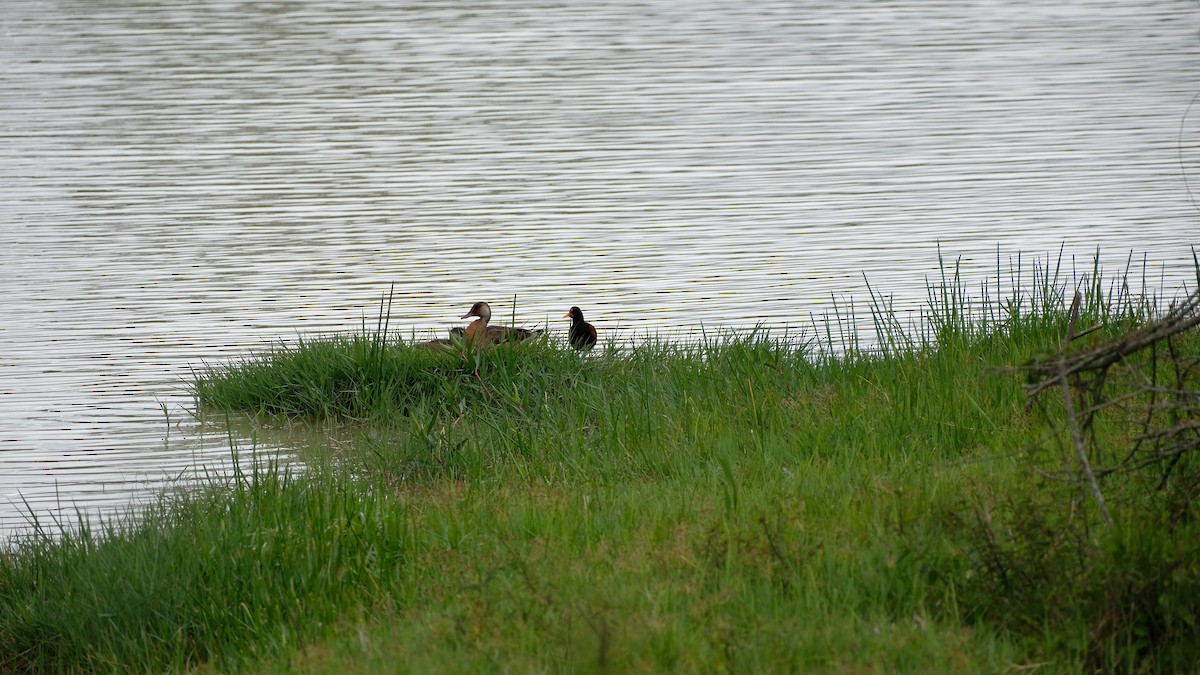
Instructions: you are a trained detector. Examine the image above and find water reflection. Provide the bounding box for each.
[1,0,1198,538]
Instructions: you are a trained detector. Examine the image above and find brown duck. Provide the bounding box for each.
[564,306,598,351]
[457,301,543,345]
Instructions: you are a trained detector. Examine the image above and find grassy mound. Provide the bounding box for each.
[3,254,1199,673]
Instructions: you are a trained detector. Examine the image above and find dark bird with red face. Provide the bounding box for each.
[564,306,597,351]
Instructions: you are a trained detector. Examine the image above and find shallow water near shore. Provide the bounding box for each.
[2,0,1199,537]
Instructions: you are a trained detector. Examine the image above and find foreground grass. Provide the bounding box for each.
[3,256,1199,673]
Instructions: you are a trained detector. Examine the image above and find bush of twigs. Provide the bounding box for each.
[935,284,1200,672]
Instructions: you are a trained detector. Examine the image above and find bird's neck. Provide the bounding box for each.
[465,318,488,344]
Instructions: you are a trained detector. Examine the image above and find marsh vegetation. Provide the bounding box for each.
[3,255,1199,673]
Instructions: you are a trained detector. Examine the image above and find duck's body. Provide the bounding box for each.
[459,302,543,345]
[413,337,454,350]
[564,306,597,351]
[450,325,543,343]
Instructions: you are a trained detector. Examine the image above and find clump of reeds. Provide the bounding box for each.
[0,450,414,673]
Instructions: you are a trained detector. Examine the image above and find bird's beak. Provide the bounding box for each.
[461,312,474,319]
[562,312,571,318]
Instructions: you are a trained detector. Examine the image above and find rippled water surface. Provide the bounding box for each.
[2,0,1199,537]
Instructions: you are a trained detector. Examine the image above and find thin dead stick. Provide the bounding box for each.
[473,369,502,406]
[1059,291,1114,527]
[1059,289,1080,361]
[1069,323,1104,341]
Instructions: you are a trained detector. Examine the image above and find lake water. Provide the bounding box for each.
[2,0,1198,539]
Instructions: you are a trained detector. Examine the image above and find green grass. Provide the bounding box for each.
[3,253,1199,673]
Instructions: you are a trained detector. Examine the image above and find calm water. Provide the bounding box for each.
[2,0,1198,538]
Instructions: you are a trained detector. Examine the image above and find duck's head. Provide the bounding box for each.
[564,306,585,321]
[462,301,492,323]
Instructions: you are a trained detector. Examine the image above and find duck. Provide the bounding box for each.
[458,301,544,345]
[564,306,597,351]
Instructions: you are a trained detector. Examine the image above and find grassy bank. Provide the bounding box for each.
[3,256,1199,673]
